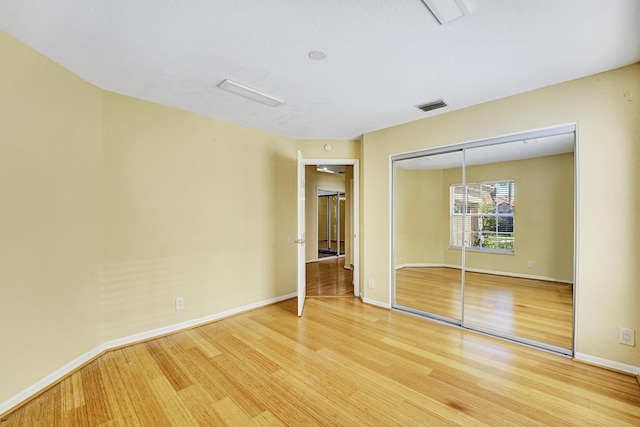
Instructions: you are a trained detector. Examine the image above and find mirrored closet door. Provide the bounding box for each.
[392,128,575,354]
[394,150,463,323]
[318,190,345,258]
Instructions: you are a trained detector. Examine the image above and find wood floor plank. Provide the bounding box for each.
[147,376,200,426]
[3,297,639,426]
[176,385,226,426]
[306,257,353,296]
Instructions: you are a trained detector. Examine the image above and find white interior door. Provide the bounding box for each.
[297,150,306,316]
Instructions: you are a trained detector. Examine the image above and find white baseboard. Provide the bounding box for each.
[362,297,391,309]
[0,344,107,416]
[0,292,296,416]
[574,352,640,376]
[306,255,346,264]
[395,263,442,269]
[103,292,296,350]
[396,263,572,284]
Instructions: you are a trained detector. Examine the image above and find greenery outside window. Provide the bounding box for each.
[450,180,515,253]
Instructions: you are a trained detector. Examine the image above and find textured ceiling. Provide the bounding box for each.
[1,0,639,140]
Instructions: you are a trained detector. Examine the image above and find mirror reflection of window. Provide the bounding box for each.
[450,181,515,252]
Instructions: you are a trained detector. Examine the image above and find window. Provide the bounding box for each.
[450,180,515,253]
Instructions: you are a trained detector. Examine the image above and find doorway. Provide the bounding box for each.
[300,159,360,300]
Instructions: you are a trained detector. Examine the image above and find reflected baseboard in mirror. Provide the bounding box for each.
[395,267,573,349]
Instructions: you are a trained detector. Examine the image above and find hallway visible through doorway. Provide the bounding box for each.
[306,258,353,297]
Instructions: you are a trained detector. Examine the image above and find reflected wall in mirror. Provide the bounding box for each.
[462,138,574,349]
[393,130,575,353]
[395,150,463,322]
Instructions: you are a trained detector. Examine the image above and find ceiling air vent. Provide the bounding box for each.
[417,99,447,112]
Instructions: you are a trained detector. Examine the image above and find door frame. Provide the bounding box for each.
[303,159,360,297]
[297,151,306,316]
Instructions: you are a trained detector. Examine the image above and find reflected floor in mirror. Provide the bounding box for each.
[396,267,573,349]
[306,257,353,297]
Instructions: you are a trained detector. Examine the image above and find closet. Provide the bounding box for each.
[392,126,575,354]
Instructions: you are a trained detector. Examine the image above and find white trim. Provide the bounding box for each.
[574,352,640,376]
[389,153,396,308]
[0,344,107,416]
[362,297,391,309]
[0,292,296,416]
[457,265,573,284]
[395,263,444,269]
[573,123,580,355]
[395,262,572,284]
[306,255,345,264]
[390,123,577,161]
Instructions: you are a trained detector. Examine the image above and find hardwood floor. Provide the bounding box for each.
[306,257,353,297]
[3,297,639,426]
[395,267,573,349]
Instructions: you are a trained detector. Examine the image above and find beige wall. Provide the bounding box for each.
[297,139,360,160]
[101,92,297,340]
[0,31,103,403]
[461,154,574,280]
[1,30,297,406]
[395,168,445,266]
[363,64,640,367]
[397,154,574,281]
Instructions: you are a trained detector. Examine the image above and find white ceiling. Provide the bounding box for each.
[1,1,639,140]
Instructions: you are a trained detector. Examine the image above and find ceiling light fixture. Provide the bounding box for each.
[217,79,284,106]
[308,50,327,60]
[420,0,472,25]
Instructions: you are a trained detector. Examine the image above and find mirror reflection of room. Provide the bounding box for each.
[395,150,463,322]
[394,132,575,353]
[317,190,345,258]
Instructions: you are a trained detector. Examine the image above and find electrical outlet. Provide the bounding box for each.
[368,278,374,289]
[619,328,635,346]
[527,261,534,268]
[175,297,185,311]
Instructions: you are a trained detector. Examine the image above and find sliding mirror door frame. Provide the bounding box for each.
[390,124,577,356]
[392,148,465,324]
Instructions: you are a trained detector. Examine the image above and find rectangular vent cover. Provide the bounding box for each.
[417,99,447,112]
